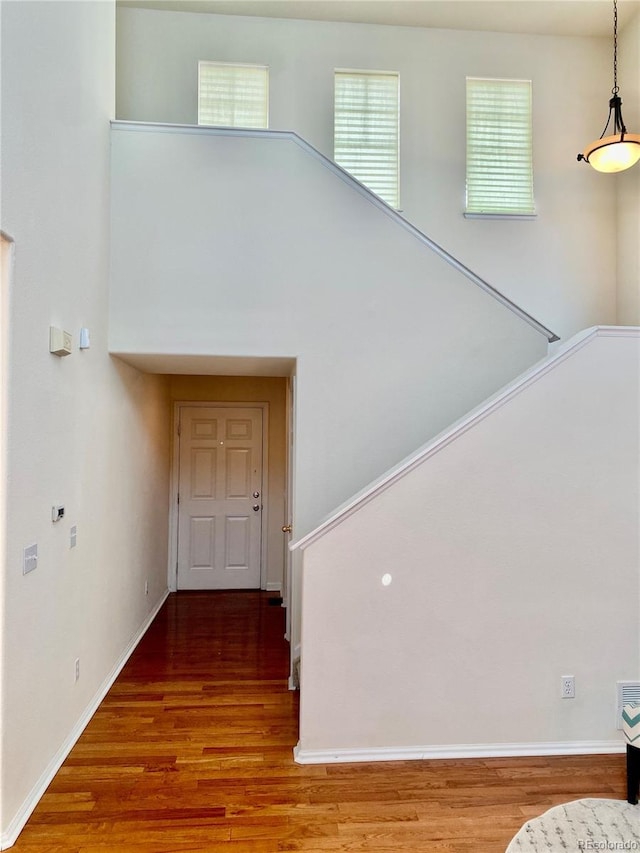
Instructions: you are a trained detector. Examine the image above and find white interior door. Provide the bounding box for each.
[177,406,263,590]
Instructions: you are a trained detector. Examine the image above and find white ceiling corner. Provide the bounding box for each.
[116,0,640,38]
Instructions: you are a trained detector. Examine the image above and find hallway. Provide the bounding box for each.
[11,591,626,852]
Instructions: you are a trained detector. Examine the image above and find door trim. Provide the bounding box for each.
[168,400,270,592]
[283,375,295,639]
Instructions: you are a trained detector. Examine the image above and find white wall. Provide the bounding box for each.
[297,328,640,759]
[618,10,640,325]
[116,7,619,341]
[109,125,550,540]
[0,2,171,843]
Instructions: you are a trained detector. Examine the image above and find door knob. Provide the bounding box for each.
[282,524,292,533]
[253,504,260,512]
[253,491,260,499]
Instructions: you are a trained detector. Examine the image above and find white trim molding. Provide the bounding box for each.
[463,213,537,220]
[293,739,625,765]
[291,325,640,552]
[1,591,170,851]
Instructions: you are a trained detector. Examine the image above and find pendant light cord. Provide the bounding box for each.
[599,0,625,139]
[613,0,619,94]
[610,0,627,135]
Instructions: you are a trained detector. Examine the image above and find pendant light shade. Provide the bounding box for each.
[582,136,640,173]
[578,0,640,173]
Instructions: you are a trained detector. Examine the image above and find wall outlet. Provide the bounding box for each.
[74,658,80,683]
[70,525,77,548]
[561,675,575,698]
[144,580,149,596]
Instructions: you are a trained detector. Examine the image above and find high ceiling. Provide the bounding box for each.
[118,0,640,38]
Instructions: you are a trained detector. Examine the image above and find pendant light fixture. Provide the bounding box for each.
[577,0,640,173]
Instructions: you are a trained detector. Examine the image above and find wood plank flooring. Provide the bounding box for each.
[12,591,626,852]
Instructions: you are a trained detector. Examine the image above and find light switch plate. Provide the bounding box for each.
[23,543,38,575]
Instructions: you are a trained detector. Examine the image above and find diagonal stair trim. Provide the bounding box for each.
[111,120,559,343]
[290,326,640,551]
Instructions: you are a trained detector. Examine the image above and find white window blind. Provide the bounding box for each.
[334,70,400,208]
[466,77,534,216]
[198,62,269,129]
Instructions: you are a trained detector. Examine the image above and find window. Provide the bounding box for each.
[198,62,269,129]
[466,78,534,216]
[334,70,400,208]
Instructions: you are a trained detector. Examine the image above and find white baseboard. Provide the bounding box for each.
[265,583,282,593]
[293,739,625,765]
[1,590,170,851]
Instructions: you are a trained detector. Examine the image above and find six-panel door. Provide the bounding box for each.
[177,407,263,589]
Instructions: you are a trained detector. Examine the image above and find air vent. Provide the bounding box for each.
[617,681,640,729]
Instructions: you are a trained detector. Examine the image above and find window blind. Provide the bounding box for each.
[198,62,269,129]
[334,70,400,208]
[466,78,534,215]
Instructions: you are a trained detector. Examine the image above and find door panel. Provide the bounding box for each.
[177,406,263,589]
[225,515,251,568]
[191,449,216,498]
[226,448,251,498]
[190,516,215,568]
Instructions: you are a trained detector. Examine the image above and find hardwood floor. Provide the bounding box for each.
[12,591,625,852]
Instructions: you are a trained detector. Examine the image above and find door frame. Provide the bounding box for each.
[168,400,270,592]
[283,375,295,639]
